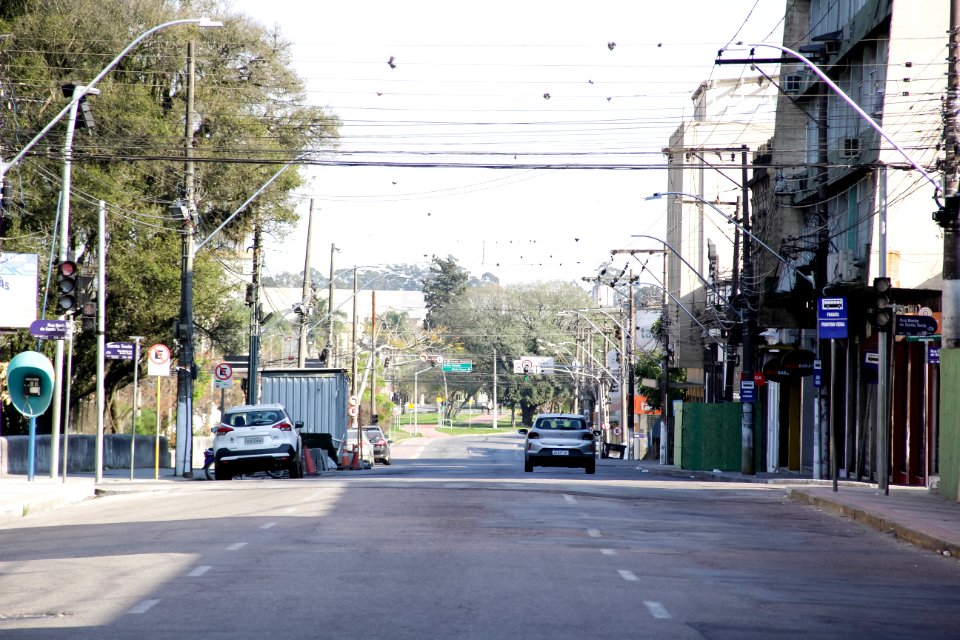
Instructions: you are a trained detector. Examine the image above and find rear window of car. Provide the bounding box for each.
[535,417,586,431]
[224,410,283,427]
[363,428,383,438]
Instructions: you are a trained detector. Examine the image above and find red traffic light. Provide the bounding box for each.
[58,260,77,277]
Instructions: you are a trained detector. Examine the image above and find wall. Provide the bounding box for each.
[677,402,763,472]
[0,435,172,475]
[939,349,960,500]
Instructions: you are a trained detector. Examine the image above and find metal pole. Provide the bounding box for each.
[327,243,336,366]
[95,201,106,483]
[298,199,314,368]
[492,349,498,429]
[370,290,377,423]
[942,0,960,349]
[61,325,74,482]
[740,147,755,475]
[155,377,161,480]
[830,338,838,492]
[129,337,143,480]
[247,220,261,404]
[414,370,419,436]
[351,268,358,396]
[878,168,890,494]
[49,86,83,480]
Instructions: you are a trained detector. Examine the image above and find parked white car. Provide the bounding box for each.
[213,404,305,480]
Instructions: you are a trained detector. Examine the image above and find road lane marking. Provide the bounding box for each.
[226,542,247,551]
[587,529,601,538]
[601,549,616,556]
[127,600,160,615]
[187,565,211,577]
[618,570,639,582]
[284,507,298,514]
[644,601,672,619]
[563,494,577,504]
[260,522,276,529]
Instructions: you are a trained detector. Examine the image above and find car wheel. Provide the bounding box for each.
[524,460,533,473]
[383,455,391,465]
[216,464,232,481]
[289,456,303,479]
[585,460,596,474]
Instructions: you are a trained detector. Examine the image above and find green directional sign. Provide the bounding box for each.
[442,361,473,372]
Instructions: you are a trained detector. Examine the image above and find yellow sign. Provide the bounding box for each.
[436,396,443,404]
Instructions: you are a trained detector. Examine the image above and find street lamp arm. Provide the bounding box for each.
[647,191,816,286]
[628,234,744,319]
[746,42,941,201]
[0,18,222,180]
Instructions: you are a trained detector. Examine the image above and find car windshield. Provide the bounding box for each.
[535,417,585,431]
[363,428,383,439]
[225,410,282,427]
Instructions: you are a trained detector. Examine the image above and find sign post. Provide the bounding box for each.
[817,297,848,492]
[147,344,171,479]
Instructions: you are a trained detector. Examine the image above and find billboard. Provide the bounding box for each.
[0,252,38,329]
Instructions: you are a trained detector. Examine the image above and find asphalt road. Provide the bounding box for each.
[0,432,958,639]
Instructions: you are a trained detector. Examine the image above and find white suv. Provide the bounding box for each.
[520,413,597,474]
[213,404,305,480]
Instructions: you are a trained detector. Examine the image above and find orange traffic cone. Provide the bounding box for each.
[303,446,317,475]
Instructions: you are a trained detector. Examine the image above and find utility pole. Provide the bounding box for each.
[815,70,830,480]
[370,289,377,423]
[492,349,498,429]
[351,267,358,396]
[326,243,337,366]
[627,272,636,454]
[247,219,262,404]
[727,198,742,403]
[740,146,756,475]
[297,200,314,368]
[175,42,196,477]
[940,1,960,349]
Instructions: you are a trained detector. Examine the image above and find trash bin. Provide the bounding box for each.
[602,443,627,459]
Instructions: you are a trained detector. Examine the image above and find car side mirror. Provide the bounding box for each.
[294,421,304,430]
[517,428,528,435]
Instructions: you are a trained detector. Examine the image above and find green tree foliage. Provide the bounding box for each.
[0,0,338,430]
[421,256,468,329]
[435,281,594,425]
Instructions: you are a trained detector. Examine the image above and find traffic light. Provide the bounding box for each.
[56,255,79,314]
[870,277,892,332]
[77,275,96,332]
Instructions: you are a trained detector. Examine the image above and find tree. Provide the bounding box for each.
[435,281,594,425]
[0,0,338,430]
[422,256,468,329]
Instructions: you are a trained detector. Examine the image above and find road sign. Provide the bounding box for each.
[392,406,401,416]
[895,314,938,337]
[512,356,556,375]
[105,341,134,360]
[147,344,171,377]
[740,379,755,403]
[349,395,359,406]
[348,405,359,417]
[817,297,848,340]
[29,319,69,340]
[442,361,473,372]
[213,361,233,388]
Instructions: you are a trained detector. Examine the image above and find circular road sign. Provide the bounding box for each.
[348,395,359,406]
[149,344,171,365]
[348,405,359,417]
[214,362,233,381]
[613,426,622,436]
[392,406,401,416]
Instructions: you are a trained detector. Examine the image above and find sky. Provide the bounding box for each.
[227,0,786,287]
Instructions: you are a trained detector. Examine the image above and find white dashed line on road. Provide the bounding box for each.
[587,529,601,538]
[226,542,247,551]
[284,507,297,514]
[618,569,639,582]
[127,599,160,615]
[644,601,672,619]
[260,522,276,529]
[601,549,616,556]
[187,565,211,577]
[563,494,577,504]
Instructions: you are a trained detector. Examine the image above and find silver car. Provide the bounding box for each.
[519,413,597,474]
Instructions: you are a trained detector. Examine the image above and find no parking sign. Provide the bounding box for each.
[147,344,171,377]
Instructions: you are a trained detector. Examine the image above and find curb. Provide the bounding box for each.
[788,489,960,558]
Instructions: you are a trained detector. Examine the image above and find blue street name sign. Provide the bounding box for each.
[105,341,135,360]
[740,379,755,403]
[29,319,69,340]
[817,297,848,340]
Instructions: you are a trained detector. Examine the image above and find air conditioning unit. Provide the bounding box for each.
[841,138,860,158]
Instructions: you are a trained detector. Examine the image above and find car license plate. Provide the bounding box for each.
[551,449,570,456]
[244,436,264,445]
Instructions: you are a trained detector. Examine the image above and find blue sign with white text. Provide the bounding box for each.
[817,297,848,340]
[105,342,135,360]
